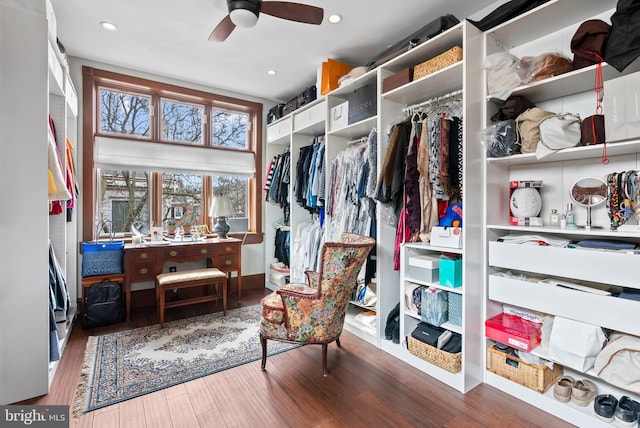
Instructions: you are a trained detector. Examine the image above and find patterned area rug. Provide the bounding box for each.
[74,304,297,415]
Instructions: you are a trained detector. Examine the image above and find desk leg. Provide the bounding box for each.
[237,270,242,300]
[125,280,131,322]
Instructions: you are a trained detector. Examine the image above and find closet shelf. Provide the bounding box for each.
[327,116,377,138]
[382,62,463,106]
[404,278,463,294]
[487,224,640,239]
[486,139,640,165]
[487,0,617,49]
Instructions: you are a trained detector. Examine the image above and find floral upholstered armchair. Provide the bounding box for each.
[259,233,375,376]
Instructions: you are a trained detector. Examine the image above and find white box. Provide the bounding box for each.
[408,255,439,283]
[329,101,349,131]
[604,71,640,143]
[430,226,462,249]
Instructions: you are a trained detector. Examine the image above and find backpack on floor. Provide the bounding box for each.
[83,282,125,328]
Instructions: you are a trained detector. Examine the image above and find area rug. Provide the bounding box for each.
[74,304,297,415]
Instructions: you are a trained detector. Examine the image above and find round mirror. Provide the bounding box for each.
[570,177,607,229]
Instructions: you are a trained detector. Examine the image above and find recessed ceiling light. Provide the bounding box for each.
[100,21,118,31]
[267,70,277,76]
[328,14,342,24]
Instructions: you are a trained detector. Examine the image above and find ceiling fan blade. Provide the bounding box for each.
[209,15,236,42]
[261,2,324,25]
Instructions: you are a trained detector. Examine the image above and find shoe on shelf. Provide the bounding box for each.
[570,379,598,407]
[594,394,618,422]
[615,396,639,427]
[552,375,575,403]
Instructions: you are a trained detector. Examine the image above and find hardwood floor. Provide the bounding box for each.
[19,288,573,427]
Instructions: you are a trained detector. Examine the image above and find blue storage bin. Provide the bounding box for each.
[439,255,462,287]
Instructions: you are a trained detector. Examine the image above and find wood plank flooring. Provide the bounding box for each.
[17,288,573,427]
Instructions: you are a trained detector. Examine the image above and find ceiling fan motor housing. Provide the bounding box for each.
[228,0,261,17]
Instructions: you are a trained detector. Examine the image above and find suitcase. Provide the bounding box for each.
[282,96,298,116]
[267,103,285,124]
[83,282,125,328]
[365,14,460,70]
[296,85,317,108]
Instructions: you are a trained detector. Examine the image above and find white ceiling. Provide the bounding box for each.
[51,0,499,103]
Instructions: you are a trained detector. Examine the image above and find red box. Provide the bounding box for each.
[485,313,542,352]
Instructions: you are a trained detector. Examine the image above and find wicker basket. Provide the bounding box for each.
[407,336,462,373]
[414,46,463,80]
[486,345,563,393]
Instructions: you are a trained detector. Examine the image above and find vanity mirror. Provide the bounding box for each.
[570,177,607,229]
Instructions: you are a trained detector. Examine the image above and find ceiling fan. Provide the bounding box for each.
[209,0,324,42]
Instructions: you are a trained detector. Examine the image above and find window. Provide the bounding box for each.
[162,98,204,144]
[98,169,150,234]
[100,88,150,137]
[162,173,202,230]
[83,67,263,243]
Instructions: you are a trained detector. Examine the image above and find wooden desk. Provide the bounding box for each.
[124,238,242,321]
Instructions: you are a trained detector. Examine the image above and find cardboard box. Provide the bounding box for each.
[439,255,462,288]
[383,67,413,93]
[430,226,462,248]
[408,255,439,283]
[329,101,349,131]
[604,71,640,143]
[485,313,542,352]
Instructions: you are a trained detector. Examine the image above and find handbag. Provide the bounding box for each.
[536,112,581,159]
[515,107,555,154]
[580,114,605,145]
[81,220,125,277]
[571,19,611,69]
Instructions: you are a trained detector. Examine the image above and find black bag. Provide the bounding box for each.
[267,103,285,124]
[296,85,317,108]
[411,322,445,347]
[605,0,640,72]
[468,0,550,31]
[83,282,125,328]
[491,95,536,122]
[365,15,460,70]
[347,83,377,124]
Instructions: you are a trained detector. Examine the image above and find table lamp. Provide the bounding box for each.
[209,195,234,239]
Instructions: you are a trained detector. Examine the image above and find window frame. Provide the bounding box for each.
[82,66,263,244]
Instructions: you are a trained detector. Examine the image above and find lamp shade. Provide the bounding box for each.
[209,196,235,219]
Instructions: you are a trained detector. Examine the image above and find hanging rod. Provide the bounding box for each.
[403,89,463,114]
[348,135,369,145]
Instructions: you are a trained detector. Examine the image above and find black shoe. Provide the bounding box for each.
[615,396,638,426]
[594,394,617,422]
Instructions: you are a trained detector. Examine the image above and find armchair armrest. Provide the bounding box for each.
[304,270,320,288]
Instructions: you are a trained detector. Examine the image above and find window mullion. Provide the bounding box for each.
[150,94,161,141]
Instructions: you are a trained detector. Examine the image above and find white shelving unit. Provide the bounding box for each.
[482,0,640,425]
[0,0,78,404]
[265,20,486,391]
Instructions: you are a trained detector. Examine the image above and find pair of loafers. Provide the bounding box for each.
[594,394,640,425]
[552,376,598,406]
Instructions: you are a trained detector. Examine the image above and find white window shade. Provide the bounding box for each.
[95,136,255,177]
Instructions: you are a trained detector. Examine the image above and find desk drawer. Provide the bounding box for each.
[218,254,239,270]
[129,248,155,262]
[188,245,215,257]
[162,247,189,259]
[219,242,240,255]
[130,261,156,281]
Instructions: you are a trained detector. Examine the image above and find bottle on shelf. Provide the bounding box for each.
[566,203,577,229]
[560,214,567,229]
[549,209,560,227]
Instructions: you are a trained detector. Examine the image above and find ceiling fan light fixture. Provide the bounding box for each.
[229,8,259,28]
